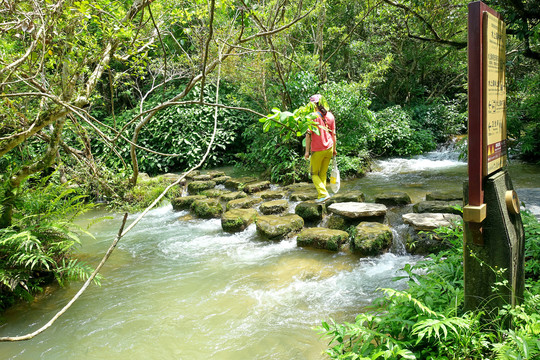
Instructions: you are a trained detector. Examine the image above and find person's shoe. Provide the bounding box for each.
[315,195,331,203]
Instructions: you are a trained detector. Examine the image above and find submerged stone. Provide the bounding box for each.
[187,180,216,194]
[171,195,207,211]
[221,208,258,233]
[413,200,462,215]
[295,201,324,222]
[256,214,304,240]
[374,192,411,207]
[296,227,349,251]
[352,222,392,256]
[260,199,289,215]
[226,196,263,210]
[191,198,223,219]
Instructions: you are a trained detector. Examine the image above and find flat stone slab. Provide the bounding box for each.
[296,227,349,251]
[256,214,304,240]
[260,199,289,215]
[221,208,258,233]
[327,202,387,219]
[402,213,462,231]
[226,196,263,210]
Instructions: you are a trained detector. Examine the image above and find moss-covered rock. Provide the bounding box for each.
[244,180,271,194]
[258,189,287,200]
[296,227,349,251]
[295,201,324,222]
[326,214,348,231]
[200,189,231,198]
[213,175,231,185]
[184,170,201,179]
[207,170,226,178]
[284,182,313,192]
[187,180,216,194]
[326,191,365,206]
[374,192,411,207]
[226,196,263,210]
[171,195,207,211]
[224,177,258,191]
[352,222,392,256]
[425,191,463,201]
[191,198,223,219]
[256,214,304,240]
[221,208,258,233]
[193,174,213,181]
[413,200,462,215]
[290,190,318,201]
[260,199,289,215]
[220,191,248,202]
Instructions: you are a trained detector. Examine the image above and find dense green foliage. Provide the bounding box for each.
[0,174,99,311]
[319,213,540,360]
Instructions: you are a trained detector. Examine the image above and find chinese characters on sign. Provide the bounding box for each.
[482,11,507,176]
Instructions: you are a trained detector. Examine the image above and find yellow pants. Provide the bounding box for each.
[310,148,333,199]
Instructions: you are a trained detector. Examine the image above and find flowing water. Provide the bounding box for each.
[1,149,539,360]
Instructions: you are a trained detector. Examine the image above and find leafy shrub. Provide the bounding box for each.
[406,99,467,142]
[0,173,99,311]
[91,82,254,175]
[368,105,436,157]
[319,218,540,360]
[523,210,540,279]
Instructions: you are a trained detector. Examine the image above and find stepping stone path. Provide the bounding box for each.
[170,170,462,255]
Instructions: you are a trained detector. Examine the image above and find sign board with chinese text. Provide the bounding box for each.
[482,11,507,176]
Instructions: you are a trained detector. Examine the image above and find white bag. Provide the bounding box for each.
[329,157,340,193]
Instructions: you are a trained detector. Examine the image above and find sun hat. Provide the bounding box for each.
[309,94,322,103]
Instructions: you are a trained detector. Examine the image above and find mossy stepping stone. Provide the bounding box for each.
[244,181,271,194]
[220,191,248,202]
[187,180,216,194]
[296,227,349,251]
[224,177,258,190]
[413,201,462,215]
[213,175,231,185]
[171,195,207,211]
[295,201,324,221]
[221,208,258,233]
[351,222,392,256]
[374,192,411,207]
[191,198,223,219]
[260,199,289,215]
[255,214,304,240]
[226,197,263,210]
[200,189,231,198]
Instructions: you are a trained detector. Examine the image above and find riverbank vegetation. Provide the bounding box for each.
[1,0,539,354]
[319,211,540,359]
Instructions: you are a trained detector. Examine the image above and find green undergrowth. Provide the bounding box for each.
[319,212,540,360]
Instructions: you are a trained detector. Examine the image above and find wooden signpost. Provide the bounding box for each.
[464,1,525,312]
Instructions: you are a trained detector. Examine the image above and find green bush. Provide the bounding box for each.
[0,173,100,311]
[523,210,540,279]
[406,99,467,142]
[368,105,436,157]
[319,217,540,360]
